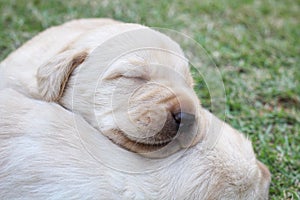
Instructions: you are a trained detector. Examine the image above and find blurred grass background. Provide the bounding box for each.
[0,0,299,199]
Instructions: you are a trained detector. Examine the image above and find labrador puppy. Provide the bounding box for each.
[1,18,201,156]
[0,89,270,199]
[0,19,270,199]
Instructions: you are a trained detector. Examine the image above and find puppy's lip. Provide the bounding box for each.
[127,128,197,148]
[133,138,172,145]
[109,129,172,153]
[125,133,175,145]
[123,132,172,146]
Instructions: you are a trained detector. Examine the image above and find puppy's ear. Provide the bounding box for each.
[37,49,88,102]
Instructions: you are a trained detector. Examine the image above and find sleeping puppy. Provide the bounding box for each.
[0,19,270,198]
[0,89,270,199]
[1,18,202,157]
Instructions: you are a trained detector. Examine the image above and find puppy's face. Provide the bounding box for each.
[92,49,202,156]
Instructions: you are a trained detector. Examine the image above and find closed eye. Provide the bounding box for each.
[103,66,150,81]
[121,71,150,81]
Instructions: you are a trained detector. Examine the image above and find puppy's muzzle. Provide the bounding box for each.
[116,81,200,155]
[148,111,196,145]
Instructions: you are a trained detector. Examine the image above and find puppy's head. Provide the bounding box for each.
[37,27,203,157]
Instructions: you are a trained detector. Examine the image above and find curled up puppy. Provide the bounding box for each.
[0,19,271,199]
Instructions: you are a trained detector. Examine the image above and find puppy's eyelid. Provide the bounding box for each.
[103,63,150,81]
[122,71,150,81]
[105,72,149,81]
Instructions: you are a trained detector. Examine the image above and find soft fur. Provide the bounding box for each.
[0,18,270,199]
[0,89,270,199]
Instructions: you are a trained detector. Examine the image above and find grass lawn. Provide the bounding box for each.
[0,0,299,199]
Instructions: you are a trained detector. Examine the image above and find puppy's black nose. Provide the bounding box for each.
[173,112,195,130]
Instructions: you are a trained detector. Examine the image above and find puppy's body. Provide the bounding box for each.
[0,19,271,199]
[0,89,269,199]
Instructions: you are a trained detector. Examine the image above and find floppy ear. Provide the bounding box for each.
[37,49,88,102]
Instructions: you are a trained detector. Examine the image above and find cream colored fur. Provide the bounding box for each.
[0,19,270,199]
[0,89,270,199]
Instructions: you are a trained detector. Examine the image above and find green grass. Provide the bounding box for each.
[0,0,299,199]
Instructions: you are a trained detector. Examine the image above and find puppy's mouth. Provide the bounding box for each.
[103,112,196,154]
[106,129,173,153]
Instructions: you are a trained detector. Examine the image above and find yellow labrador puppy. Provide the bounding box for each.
[0,19,270,199]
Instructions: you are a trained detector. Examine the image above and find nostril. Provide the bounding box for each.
[174,112,182,124]
[173,112,195,129]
